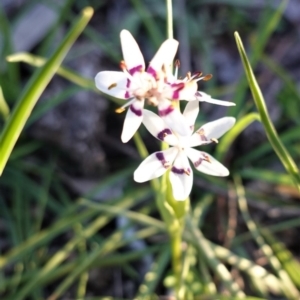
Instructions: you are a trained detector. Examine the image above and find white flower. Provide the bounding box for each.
[95,30,181,143]
[164,62,236,106]
[133,101,235,200]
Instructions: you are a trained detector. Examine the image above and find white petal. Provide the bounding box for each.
[120,30,145,73]
[189,117,236,147]
[158,100,190,136]
[134,147,178,182]
[197,91,235,106]
[169,152,193,201]
[121,100,144,143]
[142,110,178,145]
[183,100,199,132]
[95,71,129,99]
[147,39,179,79]
[186,148,229,176]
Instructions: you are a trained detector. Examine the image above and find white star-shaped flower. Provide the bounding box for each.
[134,101,235,200]
[164,62,236,106]
[95,30,184,142]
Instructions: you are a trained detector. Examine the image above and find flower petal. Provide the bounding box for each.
[183,100,199,132]
[95,71,129,99]
[158,99,190,136]
[196,91,235,106]
[169,152,193,201]
[186,148,229,176]
[147,39,179,79]
[121,100,144,143]
[134,147,178,182]
[189,117,235,147]
[120,30,145,74]
[142,110,178,145]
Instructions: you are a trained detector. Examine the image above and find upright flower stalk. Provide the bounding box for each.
[95,4,235,296]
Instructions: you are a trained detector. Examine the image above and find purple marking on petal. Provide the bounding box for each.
[194,158,203,168]
[159,105,174,117]
[156,152,165,161]
[125,78,131,98]
[128,65,143,75]
[170,82,185,100]
[147,66,157,79]
[171,166,191,175]
[155,152,170,169]
[130,104,142,116]
[157,128,172,141]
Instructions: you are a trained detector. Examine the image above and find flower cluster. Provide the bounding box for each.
[95,30,236,200]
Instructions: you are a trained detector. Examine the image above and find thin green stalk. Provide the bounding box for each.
[6,53,96,92]
[166,0,173,39]
[234,32,300,191]
[234,175,300,299]
[0,7,93,176]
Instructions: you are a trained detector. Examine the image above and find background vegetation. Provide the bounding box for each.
[0,0,300,299]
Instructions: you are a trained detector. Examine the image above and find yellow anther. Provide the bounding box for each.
[115,107,125,113]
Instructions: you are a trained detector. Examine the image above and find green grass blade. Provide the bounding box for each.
[234,32,300,191]
[0,7,94,176]
[216,112,260,161]
[0,86,9,120]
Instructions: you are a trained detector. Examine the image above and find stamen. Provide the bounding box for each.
[163,162,170,168]
[197,128,208,142]
[186,72,191,79]
[119,60,127,70]
[192,71,203,79]
[184,169,190,176]
[108,83,117,90]
[203,154,211,163]
[203,74,213,81]
[175,59,180,68]
[211,138,219,144]
[115,107,125,113]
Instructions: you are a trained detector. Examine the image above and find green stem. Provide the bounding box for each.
[166,0,173,39]
[234,32,300,192]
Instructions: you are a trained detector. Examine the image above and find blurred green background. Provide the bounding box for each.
[1,0,300,299]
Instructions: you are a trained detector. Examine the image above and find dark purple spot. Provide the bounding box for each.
[155,152,165,161]
[171,166,185,174]
[125,79,131,98]
[128,65,143,75]
[147,66,157,79]
[170,82,185,99]
[159,106,174,117]
[194,158,203,168]
[130,105,142,116]
[157,128,172,141]
[155,152,169,169]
